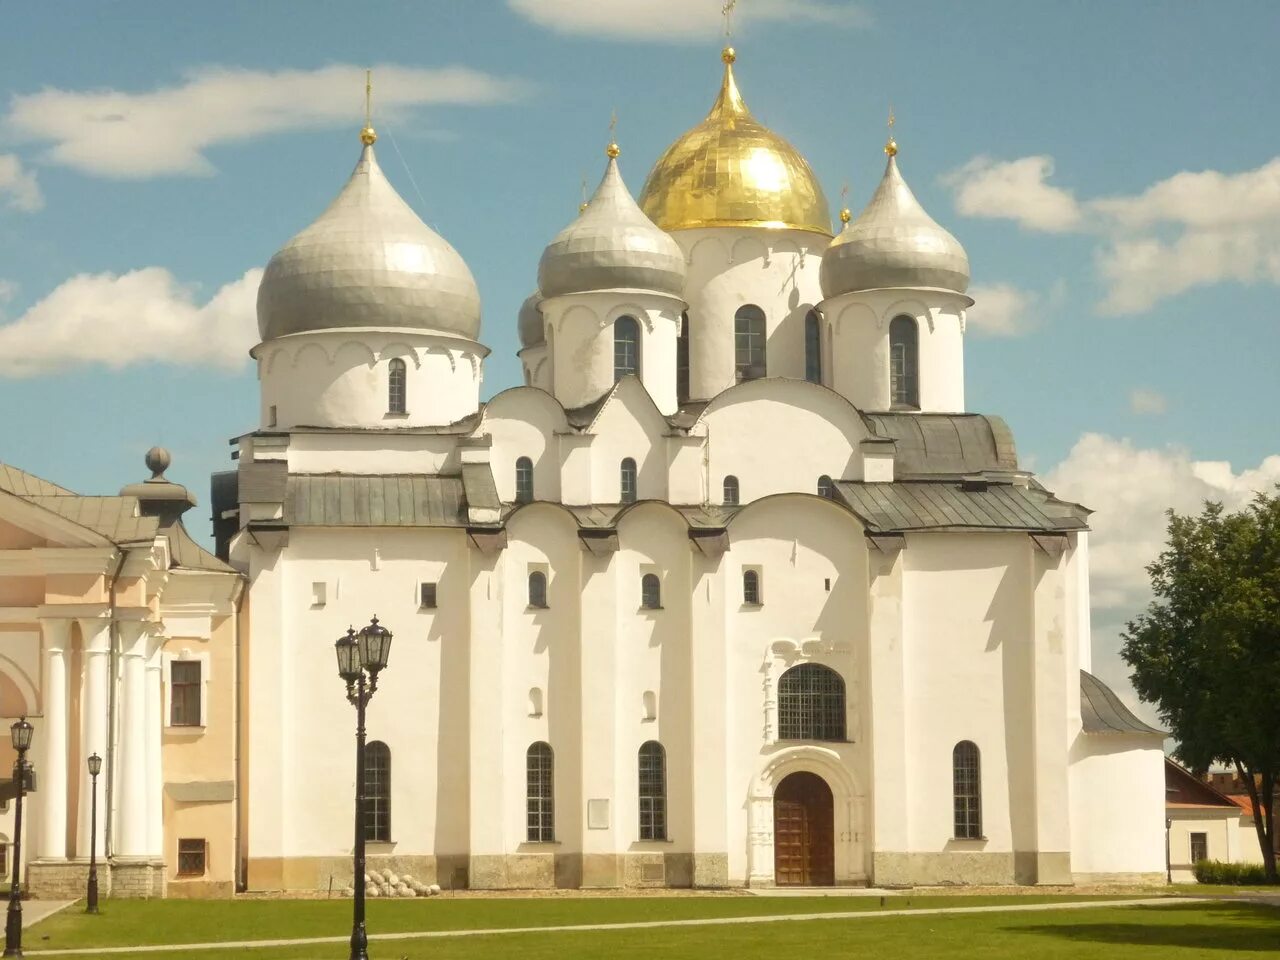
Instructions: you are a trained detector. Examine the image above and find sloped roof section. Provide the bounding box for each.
[162,521,236,573]
[0,463,76,498]
[863,413,1018,475]
[27,495,160,543]
[285,474,468,527]
[1080,670,1166,736]
[835,480,1088,533]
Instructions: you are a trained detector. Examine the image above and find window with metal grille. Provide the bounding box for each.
[677,314,690,402]
[170,660,202,727]
[527,742,555,842]
[804,309,822,384]
[515,456,534,504]
[889,315,918,408]
[641,573,661,609]
[638,741,667,841]
[177,838,206,877]
[420,582,438,609]
[0,841,7,879]
[364,741,391,842]
[388,358,408,414]
[742,569,761,605]
[817,475,834,499]
[614,315,640,381]
[734,305,766,381]
[723,475,740,506]
[528,570,548,608]
[953,740,982,839]
[620,458,637,503]
[1190,832,1208,864]
[777,663,846,741]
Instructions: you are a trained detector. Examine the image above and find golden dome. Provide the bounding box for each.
[638,49,831,236]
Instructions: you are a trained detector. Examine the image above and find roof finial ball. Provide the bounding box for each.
[145,446,171,480]
[360,68,377,146]
[885,106,898,158]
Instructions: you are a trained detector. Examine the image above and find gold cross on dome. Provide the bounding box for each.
[722,0,737,40]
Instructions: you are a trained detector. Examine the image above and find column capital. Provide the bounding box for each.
[120,619,163,658]
[77,616,113,654]
[39,616,73,652]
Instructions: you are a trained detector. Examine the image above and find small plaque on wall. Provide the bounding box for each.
[587,798,610,830]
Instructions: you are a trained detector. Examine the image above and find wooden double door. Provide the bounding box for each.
[773,771,835,886]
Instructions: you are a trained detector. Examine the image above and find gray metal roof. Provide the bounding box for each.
[26,495,160,543]
[461,463,500,513]
[0,463,76,498]
[835,480,1088,533]
[863,413,1018,475]
[1080,670,1166,736]
[285,474,468,527]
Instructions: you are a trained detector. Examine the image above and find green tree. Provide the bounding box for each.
[1122,490,1280,882]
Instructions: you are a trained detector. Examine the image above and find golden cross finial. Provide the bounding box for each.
[839,183,851,224]
[884,104,897,158]
[722,0,737,40]
[579,173,588,214]
[360,69,377,146]
[606,109,620,158]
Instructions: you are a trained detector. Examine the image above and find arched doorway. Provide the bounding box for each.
[773,771,834,886]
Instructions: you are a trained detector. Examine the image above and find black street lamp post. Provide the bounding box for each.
[335,617,393,960]
[4,717,34,959]
[86,753,102,914]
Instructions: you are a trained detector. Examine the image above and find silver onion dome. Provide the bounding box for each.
[257,142,481,342]
[518,290,544,348]
[820,153,970,299]
[537,145,687,299]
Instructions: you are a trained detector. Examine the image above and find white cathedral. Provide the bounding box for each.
[1,45,1170,896]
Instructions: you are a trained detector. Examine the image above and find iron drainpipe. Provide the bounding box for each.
[103,549,128,860]
[231,576,246,892]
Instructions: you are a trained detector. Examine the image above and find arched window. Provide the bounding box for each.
[677,312,690,403]
[742,569,761,606]
[777,663,846,741]
[364,741,391,842]
[515,456,534,504]
[804,309,822,384]
[388,358,407,414]
[528,570,548,608]
[614,315,640,381]
[527,742,555,842]
[734,305,766,382]
[723,475,740,506]
[889,315,919,408]
[817,475,834,499]
[638,741,667,841]
[953,741,982,839]
[641,573,661,609]
[620,457,638,504]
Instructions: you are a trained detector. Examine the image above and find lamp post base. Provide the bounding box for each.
[348,920,368,960]
[3,898,23,959]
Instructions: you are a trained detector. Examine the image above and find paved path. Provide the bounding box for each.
[22,900,76,929]
[24,896,1211,957]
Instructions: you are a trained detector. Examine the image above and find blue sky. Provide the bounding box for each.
[2,1,1277,713]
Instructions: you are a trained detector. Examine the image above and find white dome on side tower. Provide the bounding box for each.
[257,139,481,342]
[820,143,970,299]
[537,145,686,299]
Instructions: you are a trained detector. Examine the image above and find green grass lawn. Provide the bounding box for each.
[19,898,1279,960]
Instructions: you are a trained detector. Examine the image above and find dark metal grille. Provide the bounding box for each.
[889,315,918,408]
[177,838,206,876]
[528,571,548,608]
[638,741,667,841]
[527,742,555,842]
[952,740,982,839]
[723,475,739,506]
[735,305,766,381]
[388,358,407,414]
[620,458,637,503]
[805,310,822,384]
[170,660,201,727]
[515,456,534,503]
[614,315,640,381]
[364,741,391,842]
[641,574,661,609]
[1189,832,1208,863]
[777,663,845,741]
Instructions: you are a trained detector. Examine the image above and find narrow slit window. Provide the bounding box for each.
[388,358,408,414]
[638,741,667,841]
[527,742,555,842]
[953,740,982,839]
[364,741,391,842]
[722,475,740,506]
[804,309,822,384]
[515,456,534,504]
[528,570,548,609]
[620,458,638,504]
[743,569,761,605]
[614,315,640,381]
[889,315,919,408]
[677,313,690,403]
[641,573,661,610]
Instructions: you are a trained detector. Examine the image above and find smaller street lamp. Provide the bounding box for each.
[336,617,393,960]
[4,717,34,959]
[86,754,103,914]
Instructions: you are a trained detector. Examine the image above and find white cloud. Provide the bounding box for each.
[0,280,15,304]
[1128,388,1167,415]
[508,0,867,41]
[965,282,1039,337]
[943,155,1082,232]
[0,154,43,211]
[0,267,261,377]
[1044,434,1280,720]
[6,64,525,179]
[1092,157,1280,229]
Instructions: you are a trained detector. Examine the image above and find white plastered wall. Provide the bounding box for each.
[1068,733,1167,879]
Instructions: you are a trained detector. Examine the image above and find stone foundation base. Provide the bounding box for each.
[110,859,166,898]
[246,854,466,893]
[872,851,1074,887]
[692,852,729,888]
[1072,871,1167,885]
[26,860,108,900]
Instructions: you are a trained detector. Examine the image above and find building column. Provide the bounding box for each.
[116,621,151,857]
[36,617,72,860]
[866,545,909,884]
[145,632,165,859]
[76,617,111,859]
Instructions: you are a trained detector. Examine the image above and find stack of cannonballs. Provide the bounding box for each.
[342,870,442,898]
